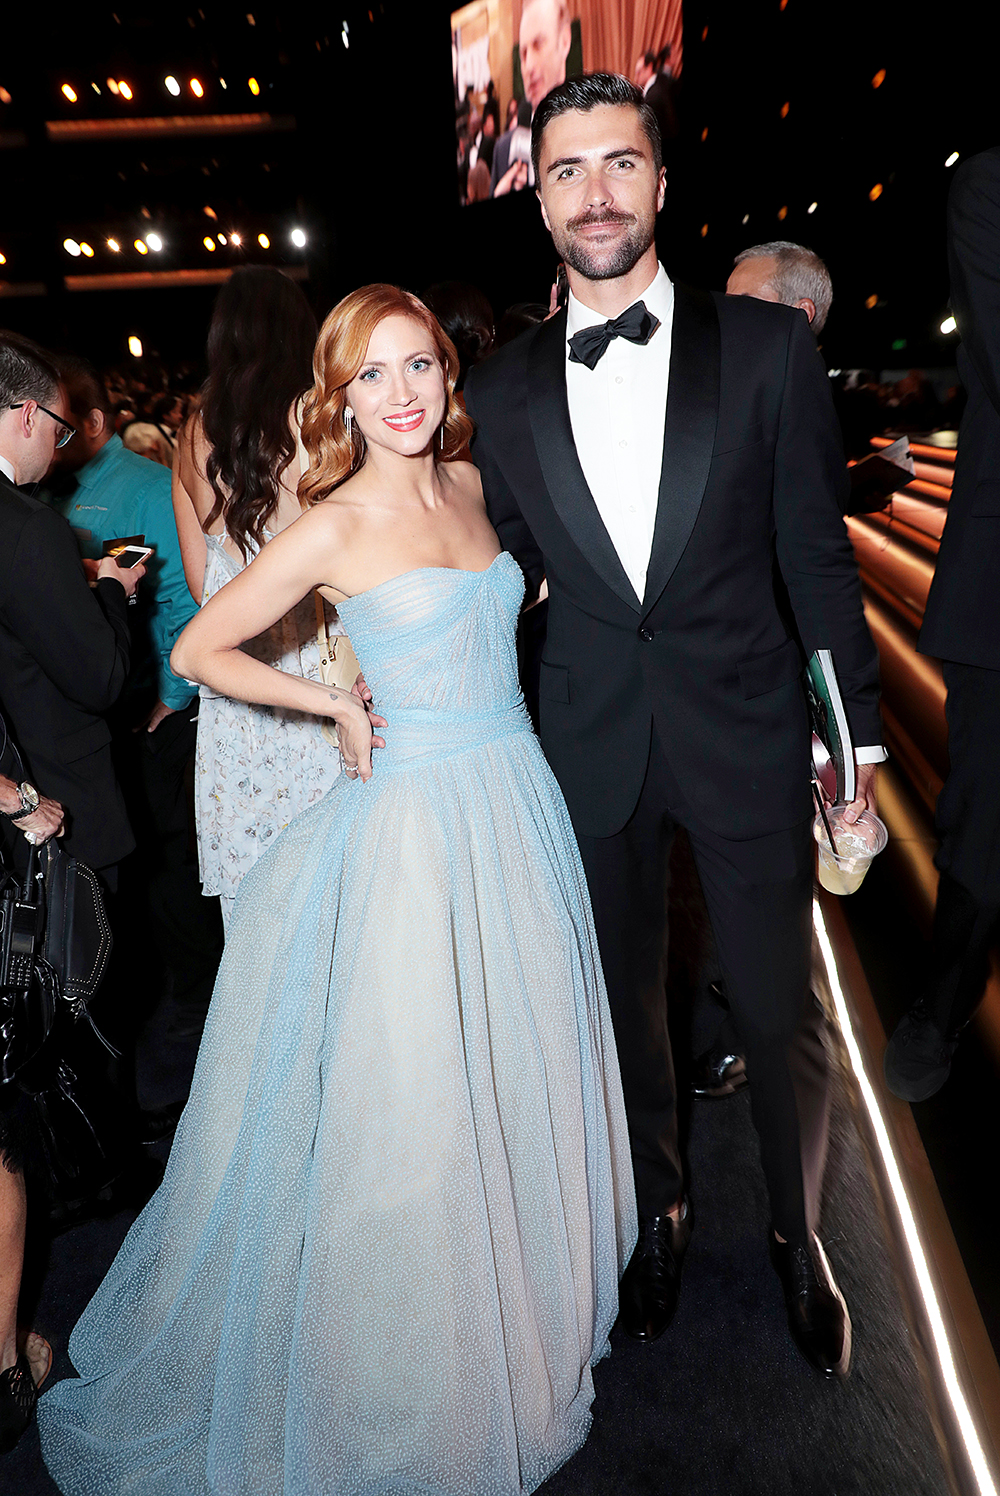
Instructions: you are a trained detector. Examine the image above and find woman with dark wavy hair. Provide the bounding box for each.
[172,267,342,926]
[39,284,635,1496]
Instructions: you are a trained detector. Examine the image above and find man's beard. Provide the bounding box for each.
[553,207,654,282]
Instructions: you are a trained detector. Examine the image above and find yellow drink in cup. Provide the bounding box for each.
[812,806,888,895]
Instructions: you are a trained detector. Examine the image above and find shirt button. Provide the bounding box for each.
[615,375,624,385]
[619,439,627,448]
[629,504,636,513]
[638,626,655,643]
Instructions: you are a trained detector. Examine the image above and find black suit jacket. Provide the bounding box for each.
[920,146,1000,670]
[465,287,881,841]
[0,469,134,867]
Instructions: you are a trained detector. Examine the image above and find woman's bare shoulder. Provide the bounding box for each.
[440,459,484,502]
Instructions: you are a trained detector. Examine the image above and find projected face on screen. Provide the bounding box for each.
[519,0,572,111]
[451,0,682,206]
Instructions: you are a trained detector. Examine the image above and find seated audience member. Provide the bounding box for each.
[121,419,173,468]
[727,240,833,334]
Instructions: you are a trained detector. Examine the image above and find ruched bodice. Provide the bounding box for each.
[337,552,530,770]
[39,552,635,1496]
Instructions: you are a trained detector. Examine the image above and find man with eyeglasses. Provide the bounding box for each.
[0,329,140,880]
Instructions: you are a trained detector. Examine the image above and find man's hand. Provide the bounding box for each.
[493,160,529,197]
[97,553,146,599]
[134,699,177,734]
[19,796,66,844]
[842,763,878,824]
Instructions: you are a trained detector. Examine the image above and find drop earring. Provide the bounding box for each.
[344,406,354,439]
[438,424,444,451]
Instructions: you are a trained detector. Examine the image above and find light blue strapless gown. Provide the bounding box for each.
[38,552,637,1496]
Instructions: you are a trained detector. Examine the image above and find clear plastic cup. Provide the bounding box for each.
[812,805,888,895]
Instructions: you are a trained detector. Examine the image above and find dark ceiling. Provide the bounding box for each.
[0,1,992,376]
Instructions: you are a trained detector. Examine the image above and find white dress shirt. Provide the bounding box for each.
[0,455,15,484]
[565,262,673,604]
[563,263,886,766]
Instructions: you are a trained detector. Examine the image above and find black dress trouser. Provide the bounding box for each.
[571,725,829,1245]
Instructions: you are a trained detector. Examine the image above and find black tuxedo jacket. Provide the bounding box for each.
[0,469,134,867]
[920,146,1000,671]
[465,287,881,841]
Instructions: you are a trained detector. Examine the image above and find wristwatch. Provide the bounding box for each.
[3,781,39,821]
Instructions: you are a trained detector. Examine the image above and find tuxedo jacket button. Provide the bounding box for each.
[638,625,655,642]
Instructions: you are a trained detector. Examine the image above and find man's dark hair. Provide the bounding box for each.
[59,354,115,426]
[0,330,60,411]
[531,72,662,183]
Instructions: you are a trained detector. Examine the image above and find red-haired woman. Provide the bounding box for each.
[39,285,635,1496]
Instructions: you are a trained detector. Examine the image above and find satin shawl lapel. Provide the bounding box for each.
[526,311,639,612]
[642,286,721,611]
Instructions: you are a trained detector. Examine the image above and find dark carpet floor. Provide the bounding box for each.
[4,1037,948,1495]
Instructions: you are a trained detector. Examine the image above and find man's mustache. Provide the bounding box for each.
[566,209,635,231]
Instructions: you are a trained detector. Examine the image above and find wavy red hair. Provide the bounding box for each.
[299,283,474,506]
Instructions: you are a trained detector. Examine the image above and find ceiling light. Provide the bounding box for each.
[203,236,216,251]
[220,78,228,89]
[940,315,957,335]
[257,232,270,248]
[0,88,12,105]
[191,78,204,98]
[106,78,119,95]
[741,214,749,225]
[203,205,218,220]
[80,242,94,257]
[91,82,101,94]
[865,294,878,310]
[945,151,960,168]
[342,20,350,47]
[119,81,134,101]
[63,238,82,257]
[777,205,788,220]
[869,183,883,201]
[61,84,78,103]
[107,238,121,252]
[128,336,143,358]
[217,233,227,245]
[146,232,163,251]
[780,101,789,118]
[164,75,181,97]
[872,69,886,88]
[248,77,260,95]
[0,251,7,266]
[290,227,306,248]
[134,238,148,255]
[230,231,242,246]
[808,201,818,214]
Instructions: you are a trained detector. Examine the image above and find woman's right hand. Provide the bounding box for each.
[331,692,387,783]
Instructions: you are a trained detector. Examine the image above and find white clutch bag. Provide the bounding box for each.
[313,592,362,751]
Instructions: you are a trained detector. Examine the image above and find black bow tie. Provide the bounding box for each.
[567,300,660,370]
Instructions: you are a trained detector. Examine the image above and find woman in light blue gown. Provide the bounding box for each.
[37,285,636,1496]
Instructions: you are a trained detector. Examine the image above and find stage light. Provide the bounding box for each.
[257,232,270,248]
[128,336,143,358]
[80,242,94,257]
[342,20,350,48]
[146,232,163,252]
[63,238,82,257]
[107,238,121,252]
[290,227,307,248]
[808,201,818,214]
[134,238,148,255]
[777,205,788,220]
[0,252,7,266]
[217,233,227,246]
[741,214,749,225]
[869,183,883,201]
[61,84,78,103]
[945,151,960,168]
[191,78,204,98]
[865,294,878,309]
[230,232,242,246]
[248,77,260,95]
[203,205,218,220]
[203,237,216,251]
[220,78,228,89]
[700,223,708,237]
[780,101,789,118]
[940,315,957,335]
[872,69,886,88]
[0,88,11,105]
[164,76,181,97]
[119,81,134,101]
[106,78,119,95]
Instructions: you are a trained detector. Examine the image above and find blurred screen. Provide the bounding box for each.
[452,0,683,206]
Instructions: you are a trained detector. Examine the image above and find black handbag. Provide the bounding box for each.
[40,840,114,1017]
[0,846,59,1083]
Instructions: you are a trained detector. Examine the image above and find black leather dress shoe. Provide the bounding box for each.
[883,1006,958,1102]
[770,1232,851,1377]
[691,1047,748,1099]
[618,1203,693,1342]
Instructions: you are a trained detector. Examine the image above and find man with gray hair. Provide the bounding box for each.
[727,241,833,334]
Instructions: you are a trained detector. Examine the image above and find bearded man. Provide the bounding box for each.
[464,73,884,1377]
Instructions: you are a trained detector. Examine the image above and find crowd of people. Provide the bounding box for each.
[0,63,989,1496]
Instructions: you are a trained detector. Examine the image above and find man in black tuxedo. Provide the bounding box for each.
[884,146,1000,1101]
[0,331,138,881]
[464,74,882,1377]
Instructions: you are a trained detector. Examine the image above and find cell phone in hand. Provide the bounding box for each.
[113,544,154,569]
